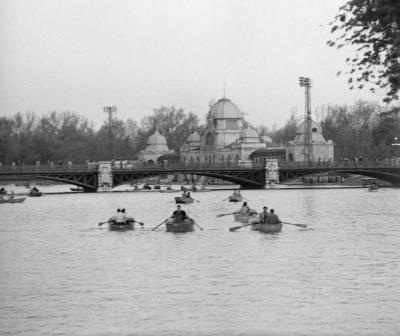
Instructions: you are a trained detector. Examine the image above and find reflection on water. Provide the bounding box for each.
[0,188,399,335]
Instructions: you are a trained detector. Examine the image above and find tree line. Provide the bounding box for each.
[0,101,399,165]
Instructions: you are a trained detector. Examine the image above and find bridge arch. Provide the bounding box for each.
[112,170,265,189]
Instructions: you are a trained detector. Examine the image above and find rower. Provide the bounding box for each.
[171,205,188,221]
[258,206,270,224]
[114,208,127,224]
[239,202,250,215]
[266,209,281,225]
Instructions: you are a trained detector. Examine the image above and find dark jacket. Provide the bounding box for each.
[172,210,187,220]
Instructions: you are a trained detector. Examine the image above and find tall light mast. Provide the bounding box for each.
[299,77,312,162]
[103,106,117,159]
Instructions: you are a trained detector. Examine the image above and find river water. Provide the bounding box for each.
[0,187,399,336]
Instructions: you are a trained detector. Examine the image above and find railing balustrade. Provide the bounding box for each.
[0,159,399,173]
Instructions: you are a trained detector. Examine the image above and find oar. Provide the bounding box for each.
[130,220,144,227]
[229,222,252,232]
[192,220,204,231]
[282,221,307,228]
[98,220,109,226]
[151,218,169,231]
[216,212,236,217]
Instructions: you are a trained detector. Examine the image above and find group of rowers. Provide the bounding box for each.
[0,189,15,200]
[109,208,142,225]
[181,191,192,198]
[237,201,281,225]
[232,190,242,197]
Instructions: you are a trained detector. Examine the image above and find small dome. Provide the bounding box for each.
[296,119,322,134]
[209,97,242,119]
[147,130,167,146]
[240,127,259,138]
[261,135,273,143]
[186,131,200,143]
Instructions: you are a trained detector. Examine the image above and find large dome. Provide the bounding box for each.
[210,97,242,119]
[147,130,167,145]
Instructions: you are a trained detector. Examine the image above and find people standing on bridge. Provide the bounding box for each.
[258,206,270,224]
[9,190,14,200]
[266,209,281,225]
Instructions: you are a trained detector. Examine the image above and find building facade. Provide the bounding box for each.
[180,97,268,164]
[285,119,334,162]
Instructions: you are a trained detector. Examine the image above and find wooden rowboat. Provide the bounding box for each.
[0,197,26,204]
[108,216,136,231]
[28,191,42,197]
[108,222,134,231]
[175,196,194,204]
[234,211,257,223]
[250,219,282,233]
[228,195,243,202]
[165,218,195,233]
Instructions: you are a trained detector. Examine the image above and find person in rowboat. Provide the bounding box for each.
[171,205,188,221]
[266,209,281,225]
[114,208,127,224]
[239,202,250,215]
[258,206,270,224]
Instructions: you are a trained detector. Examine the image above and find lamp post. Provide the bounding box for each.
[392,136,400,157]
[299,77,312,162]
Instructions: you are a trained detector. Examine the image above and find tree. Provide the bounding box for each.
[328,0,400,102]
[141,106,199,152]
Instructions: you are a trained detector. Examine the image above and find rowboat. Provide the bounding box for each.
[0,197,26,204]
[70,187,83,192]
[165,218,195,233]
[229,195,243,202]
[108,216,136,231]
[108,222,134,231]
[250,221,282,233]
[234,211,257,223]
[175,196,194,204]
[28,191,42,197]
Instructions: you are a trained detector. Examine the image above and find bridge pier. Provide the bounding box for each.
[98,161,113,192]
[265,159,279,189]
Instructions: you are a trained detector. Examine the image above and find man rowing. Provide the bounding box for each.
[258,206,270,224]
[171,205,188,221]
[266,209,281,225]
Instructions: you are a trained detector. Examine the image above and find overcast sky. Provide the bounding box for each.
[0,0,384,129]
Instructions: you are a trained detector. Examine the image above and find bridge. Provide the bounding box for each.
[0,160,400,191]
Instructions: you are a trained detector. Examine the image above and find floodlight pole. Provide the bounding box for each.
[103,106,117,159]
[299,77,312,162]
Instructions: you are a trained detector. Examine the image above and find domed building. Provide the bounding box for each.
[180,97,267,164]
[138,129,174,164]
[286,119,334,162]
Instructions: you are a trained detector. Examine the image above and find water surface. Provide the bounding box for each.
[0,188,399,335]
